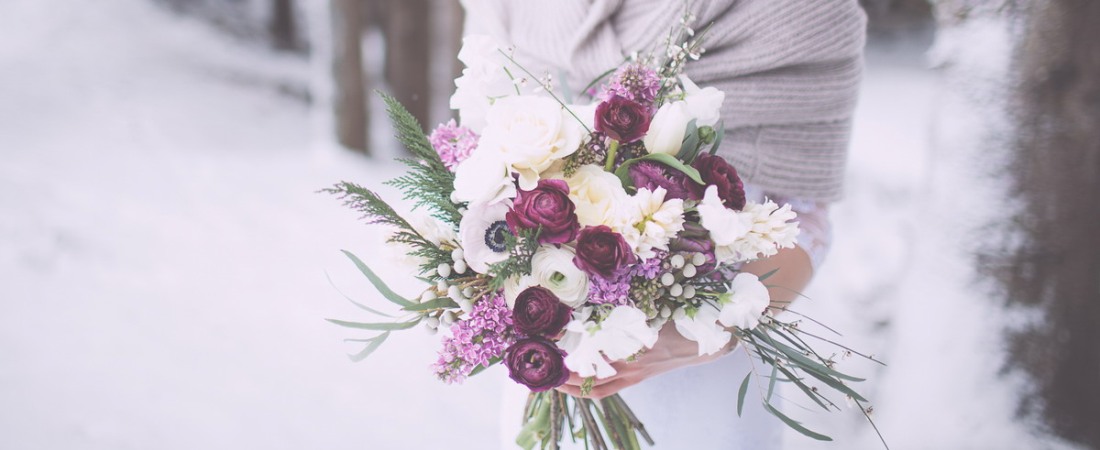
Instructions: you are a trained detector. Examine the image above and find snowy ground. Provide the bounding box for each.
[0,1,1079,449]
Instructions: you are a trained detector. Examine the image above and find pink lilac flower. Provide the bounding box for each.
[433,292,514,384]
[429,119,479,170]
[601,64,661,105]
[630,251,667,280]
[588,272,632,305]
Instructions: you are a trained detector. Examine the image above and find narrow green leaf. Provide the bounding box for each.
[757,268,780,282]
[766,363,779,401]
[345,331,391,362]
[325,318,421,331]
[736,372,752,417]
[325,271,394,318]
[763,403,833,441]
[341,250,416,308]
[777,365,833,411]
[401,297,459,312]
[708,121,725,155]
[468,357,501,377]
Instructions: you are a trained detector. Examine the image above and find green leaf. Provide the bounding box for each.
[341,250,415,308]
[757,268,780,282]
[675,119,700,162]
[763,403,833,441]
[708,121,725,155]
[325,271,394,318]
[468,357,501,377]
[615,153,705,189]
[401,297,459,312]
[344,331,391,362]
[736,372,752,417]
[325,318,421,331]
[766,363,779,401]
[777,365,833,411]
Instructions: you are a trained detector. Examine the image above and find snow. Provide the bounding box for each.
[0,1,1080,449]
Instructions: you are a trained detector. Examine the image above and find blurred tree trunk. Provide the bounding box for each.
[271,0,297,51]
[331,0,368,153]
[997,1,1100,447]
[384,0,432,129]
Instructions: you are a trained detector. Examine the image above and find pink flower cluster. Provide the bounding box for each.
[600,63,661,105]
[429,119,479,170]
[433,292,514,384]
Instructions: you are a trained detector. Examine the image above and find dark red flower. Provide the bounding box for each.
[506,179,580,245]
[513,287,571,337]
[504,337,570,392]
[627,161,694,200]
[573,225,637,279]
[689,153,746,210]
[594,96,652,144]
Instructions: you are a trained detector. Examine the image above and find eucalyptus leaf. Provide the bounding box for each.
[325,318,421,331]
[342,250,415,308]
[763,403,834,441]
[345,331,390,362]
[325,271,394,318]
[736,372,752,417]
[401,297,459,312]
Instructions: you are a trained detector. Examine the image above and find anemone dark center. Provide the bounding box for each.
[485,220,510,253]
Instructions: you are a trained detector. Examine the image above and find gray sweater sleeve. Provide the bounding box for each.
[461,0,867,201]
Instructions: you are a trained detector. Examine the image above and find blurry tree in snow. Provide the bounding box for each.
[383,0,433,130]
[331,0,368,152]
[271,0,299,51]
[935,1,1100,448]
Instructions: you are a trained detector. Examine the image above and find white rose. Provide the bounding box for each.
[479,95,584,191]
[643,101,692,155]
[680,75,725,127]
[530,245,589,307]
[673,304,733,356]
[565,165,631,228]
[451,149,517,205]
[718,273,771,330]
[449,35,515,132]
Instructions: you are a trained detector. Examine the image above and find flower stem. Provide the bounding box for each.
[604,140,620,172]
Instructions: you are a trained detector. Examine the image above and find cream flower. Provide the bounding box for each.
[718,273,771,330]
[731,200,800,261]
[557,306,659,379]
[642,101,691,155]
[565,165,631,228]
[621,187,685,259]
[673,303,732,356]
[697,185,752,263]
[457,200,512,274]
[449,35,515,133]
[530,245,589,307]
[452,149,517,205]
[680,75,725,128]
[478,95,585,191]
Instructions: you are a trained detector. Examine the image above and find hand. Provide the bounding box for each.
[556,323,735,399]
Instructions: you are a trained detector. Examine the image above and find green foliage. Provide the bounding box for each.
[377,91,463,227]
[486,227,542,290]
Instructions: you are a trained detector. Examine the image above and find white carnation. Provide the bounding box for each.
[718,273,772,330]
[621,187,685,259]
[673,303,733,356]
[557,306,659,379]
[530,245,589,307]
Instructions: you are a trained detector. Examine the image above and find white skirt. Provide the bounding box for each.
[498,350,783,449]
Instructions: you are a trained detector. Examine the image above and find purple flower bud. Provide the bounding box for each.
[595,96,652,144]
[513,287,571,337]
[573,225,637,279]
[506,179,580,245]
[504,337,570,392]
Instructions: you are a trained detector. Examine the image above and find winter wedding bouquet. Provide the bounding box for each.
[326,19,883,450]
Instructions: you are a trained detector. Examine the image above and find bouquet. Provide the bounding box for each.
[325,17,885,450]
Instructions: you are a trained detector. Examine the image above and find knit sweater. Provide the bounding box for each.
[461,0,867,201]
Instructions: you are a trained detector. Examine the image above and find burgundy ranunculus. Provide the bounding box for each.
[628,161,694,200]
[594,96,651,144]
[670,222,717,274]
[504,337,570,392]
[573,225,637,279]
[506,179,580,244]
[513,286,571,337]
[688,153,746,210]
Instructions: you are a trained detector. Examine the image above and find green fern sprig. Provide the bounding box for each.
[377,92,463,226]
